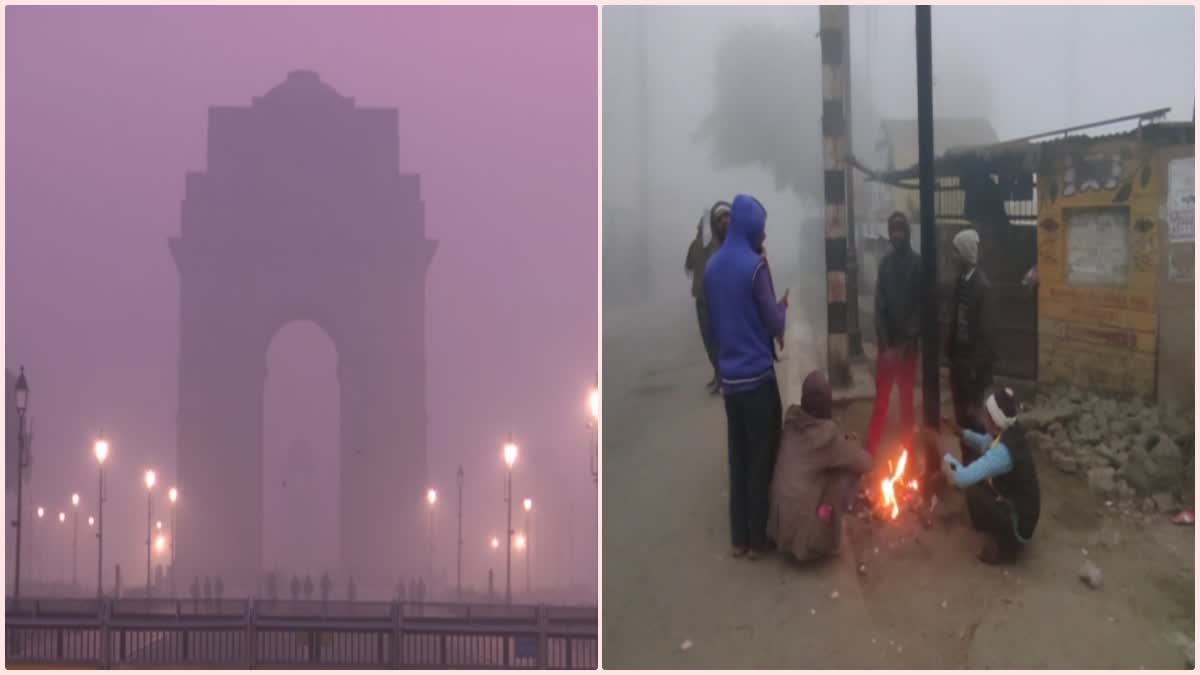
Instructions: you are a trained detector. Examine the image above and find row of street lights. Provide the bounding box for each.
[12,368,598,604]
[9,367,179,602]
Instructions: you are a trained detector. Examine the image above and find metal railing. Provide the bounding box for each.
[5,597,597,669]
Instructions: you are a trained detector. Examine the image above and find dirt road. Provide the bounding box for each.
[602,298,1194,669]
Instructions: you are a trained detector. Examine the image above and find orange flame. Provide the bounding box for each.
[878,448,918,521]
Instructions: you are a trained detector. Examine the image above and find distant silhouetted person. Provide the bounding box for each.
[115,564,123,600]
[320,572,332,605]
[214,576,224,603]
[203,576,213,608]
[395,579,406,603]
[303,574,314,600]
[347,576,357,603]
[417,577,426,604]
[267,571,279,601]
[290,575,301,601]
[408,578,418,605]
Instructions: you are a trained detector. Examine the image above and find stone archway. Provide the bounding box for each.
[170,71,435,594]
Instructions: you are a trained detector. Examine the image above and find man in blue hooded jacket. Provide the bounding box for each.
[704,194,789,558]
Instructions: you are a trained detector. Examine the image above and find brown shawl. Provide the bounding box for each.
[767,404,872,562]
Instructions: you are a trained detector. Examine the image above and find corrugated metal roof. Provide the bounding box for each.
[878,118,999,170]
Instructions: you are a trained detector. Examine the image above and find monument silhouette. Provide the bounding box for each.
[170,70,435,593]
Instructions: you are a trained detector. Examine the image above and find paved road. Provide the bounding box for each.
[602,297,1194,669]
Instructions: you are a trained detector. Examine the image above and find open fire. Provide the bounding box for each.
[877,447,921,521]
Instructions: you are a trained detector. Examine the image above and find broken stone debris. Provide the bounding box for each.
[1025,388,1193,507]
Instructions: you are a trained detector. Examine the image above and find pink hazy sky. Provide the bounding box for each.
[6,5,597,590]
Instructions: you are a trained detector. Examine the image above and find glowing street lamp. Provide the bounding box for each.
[426,488,438,593]
[155,534,167,555]
[490,536,499,550]
[522,498,533,594]
[94,435,108,598]
[502,435,518,606]
[515,533,526,551]
[144,469,156,597]
[88,516,95,527]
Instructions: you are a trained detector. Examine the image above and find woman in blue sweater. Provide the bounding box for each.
[942,387,1041,564]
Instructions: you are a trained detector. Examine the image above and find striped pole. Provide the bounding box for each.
[819,5,861,387]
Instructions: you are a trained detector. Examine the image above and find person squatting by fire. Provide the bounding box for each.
[941,387,1041,564]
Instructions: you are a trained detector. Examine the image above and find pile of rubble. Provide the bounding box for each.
[1021,386,1195,514]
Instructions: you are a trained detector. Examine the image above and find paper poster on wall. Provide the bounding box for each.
[1169,243,1194,283]
[1167,158,1194,243]
[1067,207,1130,286]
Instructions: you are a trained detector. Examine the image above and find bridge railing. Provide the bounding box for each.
[4,598,597,669]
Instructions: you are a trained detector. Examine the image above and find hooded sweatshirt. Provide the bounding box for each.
[703,194,787,393]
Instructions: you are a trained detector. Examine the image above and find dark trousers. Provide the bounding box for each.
[949,357,992,463]
[866,347,917,456]
[694,299,719,375]
[723,378,782,550]
[965,483,1022,555]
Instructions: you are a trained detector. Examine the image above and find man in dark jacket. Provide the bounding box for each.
[686,201,731,393]
[866,212,922,456]
[946,228,996,459]
[704,194,788,559]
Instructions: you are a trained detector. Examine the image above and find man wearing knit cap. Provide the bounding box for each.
[946,228,996,453]
[942,387,1040,564]
[686,201,731,393]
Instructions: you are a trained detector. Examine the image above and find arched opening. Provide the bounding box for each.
[261,320,341,579]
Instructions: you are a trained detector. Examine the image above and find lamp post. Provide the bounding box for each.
[71,493,80,591]
[588,382,599,485]
[32,507,44,587]
[502,435,518,606]
[426,488,437,593]
[11,367,29,602]
[522,498,533,594]
[456,466,464,599]
[168,487,177,598]
[94,435,109,598]
[57,512,66,585]
[144,469,156,598]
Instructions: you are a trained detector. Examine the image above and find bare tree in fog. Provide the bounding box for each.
[697,23,824,198]
[697,19,996,201]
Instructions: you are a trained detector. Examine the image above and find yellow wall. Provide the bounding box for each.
[1036,137,1164,398]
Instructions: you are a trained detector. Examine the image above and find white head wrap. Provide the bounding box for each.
[953,229,980,266]
[985,388,1018,431]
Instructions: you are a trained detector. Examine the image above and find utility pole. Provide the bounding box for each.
[820,5,863,387]
[916,6,940,431]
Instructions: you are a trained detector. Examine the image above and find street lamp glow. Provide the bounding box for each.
[88,516,95,527]
[36,507,44,519]
[490,536,499,549]
[156,520,163,531]
[72,493,80,507]
[168,487,177,503]
[427,488,437,506]
[144,470,156,490]
[94,438,109,464]
[515,533,527,550]
[503,442,518,468]
[523,498,532,512]
[589,388,600,420]
[155,534,166,554]
[58,512,66,523]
